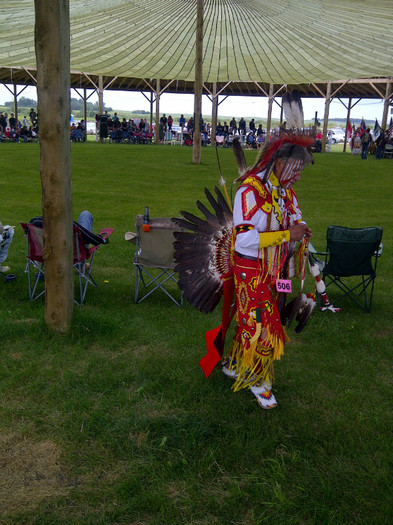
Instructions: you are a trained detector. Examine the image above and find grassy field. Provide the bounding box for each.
[1,142,392,524]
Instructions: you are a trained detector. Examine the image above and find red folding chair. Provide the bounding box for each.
[21,222,113,304]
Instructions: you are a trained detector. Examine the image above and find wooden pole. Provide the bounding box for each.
[322,81,332,153]
[381,80,391,131]
[266,84,274,140]
[343,97,352,153]
[98,75,104,114]
[192,0,203,164]
[34,0,74,332]
[155,79,160,144]
[149,91,153,133]
[211,82,218,143]
[83,88,87,129]
[98,75,104,142]
[13,83,18,122]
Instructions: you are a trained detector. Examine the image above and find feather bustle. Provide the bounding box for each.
[173,186,234,313]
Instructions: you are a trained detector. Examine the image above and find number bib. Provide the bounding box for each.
[276,279,292,293]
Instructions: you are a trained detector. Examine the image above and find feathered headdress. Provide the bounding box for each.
[234,90,313,182]
[235,132,314,182]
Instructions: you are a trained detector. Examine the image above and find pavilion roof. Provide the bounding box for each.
[0,0,392,91]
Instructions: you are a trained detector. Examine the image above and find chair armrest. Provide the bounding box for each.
[125,231,137,244]
[308,243,328,273]
[375,242,383,257]
[88,228,114,257]
[308,242,327,257]
[99,228,114,241]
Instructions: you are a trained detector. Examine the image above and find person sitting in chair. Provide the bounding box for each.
[0,221,14,273]
[29,211,108,248]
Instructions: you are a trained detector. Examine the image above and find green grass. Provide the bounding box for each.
[1,142,392,524]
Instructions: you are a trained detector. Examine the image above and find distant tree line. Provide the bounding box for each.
[3,96,37,108]
[2,96,112,112]
[69,98,112,112]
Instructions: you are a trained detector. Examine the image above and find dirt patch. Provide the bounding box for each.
[0,433,77,515]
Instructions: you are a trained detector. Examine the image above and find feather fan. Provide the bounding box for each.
[172,187,233,314]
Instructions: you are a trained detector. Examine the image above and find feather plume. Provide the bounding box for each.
[232,136,247,176]
[281,93,292,128]
[282,91,304,130]
[196,200,222,228]
[178,211,216,235]
[281,292,316,333]
[214,187,233,223]
[295,297,316,333]
[286,293,307,328]
[204,187,226,222]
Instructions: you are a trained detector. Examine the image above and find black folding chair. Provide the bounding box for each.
[310,225,383,312]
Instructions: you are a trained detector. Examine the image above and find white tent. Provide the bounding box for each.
[1,0,392,83]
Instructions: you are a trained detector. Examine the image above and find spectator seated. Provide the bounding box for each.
[71,128,84,142]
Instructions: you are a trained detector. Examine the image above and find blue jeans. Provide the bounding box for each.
[361,143,369,159]
[376,145,383,159]
[0,227,14,263]
[77,210,93,232]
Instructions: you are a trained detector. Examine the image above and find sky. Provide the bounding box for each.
[0,84,387,124]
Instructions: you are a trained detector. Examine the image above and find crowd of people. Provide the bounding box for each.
[92,112,270,147]
[2,107,393,158]
[95,111,153,143]
[349,124,393,159]
[0,109,39,142]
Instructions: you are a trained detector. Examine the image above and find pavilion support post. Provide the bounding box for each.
[322,82,332,153]
[266,84,274,140]
[343,97,352,153]
[98,75,104,114]
[98,75,104,142]
[211,82,218,143]
[155,79,160,144]
[192,0,203,164]
[34,0,74,332]
[13,84,18,122]
[381,79,391,131]
[149,91,154,133]
[83,88,87,126]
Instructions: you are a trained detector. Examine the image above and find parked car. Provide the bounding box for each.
[86,122,97,135]
[327,128,346,144]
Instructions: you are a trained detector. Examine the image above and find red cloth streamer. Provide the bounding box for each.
[199,270,235,377]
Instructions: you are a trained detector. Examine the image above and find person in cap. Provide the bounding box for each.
[222,134,314,409]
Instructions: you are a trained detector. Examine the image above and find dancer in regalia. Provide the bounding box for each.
[222,134,314,409]
[173,93,318,410]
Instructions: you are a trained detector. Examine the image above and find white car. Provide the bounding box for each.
[327,128,346,144]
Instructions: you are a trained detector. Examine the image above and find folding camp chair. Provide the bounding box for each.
[133,215,183,306]
[72,224,113,304]
[21,222,113,305]
[383,143,393,159]
[309,225,383,312]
